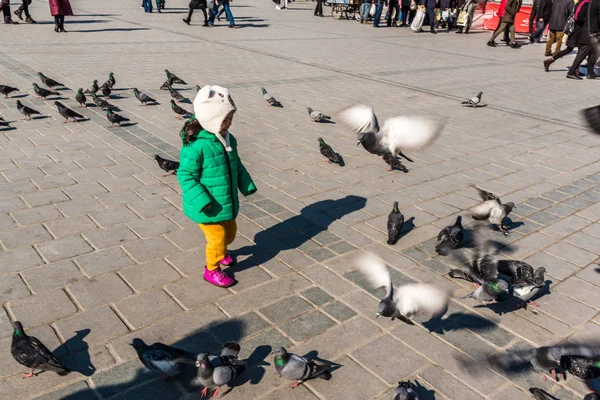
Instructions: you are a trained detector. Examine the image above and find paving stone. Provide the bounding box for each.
[545,241,598,266]
[75,247,136,277]
[12,204,63,225]
[45,215,98,238]
[536,291,597,326]
[524,197,555,209]
[542,190,571,202]
[32,380,92,400]
[36,235,94,263]
[301,287,334,306]
[260,296,314,324]
[565,231,600,255]
[90,206,140,227]
[121,259,181,291]
[322,300,357,322]
[90,359,154,398]
[309,356,386,399]
[523,251,580,281]
[238,327,293,360]
[418,365,485,400]
[555,276,600,309]
[209,311,269,343]
[165,275,230,309]
[577,263,600,286]
[0,246,44,275]
[540,215,592,239]
[21,260,84,293]
[8,289,77,328]
[0,273,30,304]
[0,225,52,250]
[0,308,12,338]
[279,310,336,342]
[115,289,183,329]
[123,237,179,263]
[68,273,133,309]
[83,224,139,249]
[126,215,180,239]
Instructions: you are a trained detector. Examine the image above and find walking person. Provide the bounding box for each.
[209,0,235,27]
[314,0,324,16]
[373,0,387,26]
[14,1,36,23]
[401,0,412,25]
[529,0,552,42]
[422,0,437,32]
[544,0,573,55]
[360,0,371,23]
[529,0,539,32]
[183,0,208,25]
[566,0,600,79]
[388,0,400,25]
[49,0,73,32]
[177,85,257,288]
[439,0,455,29]
[487,0,523,47]
[2,0,18,24]
[456,0,476,33]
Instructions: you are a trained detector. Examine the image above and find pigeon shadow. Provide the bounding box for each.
[91,105,121,112]
[55,329,96,377]
[302,350,343,371]
[231,196,367,277]
[71,28,152,33]
[413,380,437,400]
[318,119,336,124]
[422,312,496,335]
[10,94,29,99]
[221,345,271,394]
[0,126,16,131]
[117,122,138,128]
[36,19,108,25]
[31,115,51,120]
[595,267,600,273]
[107,94,128,100]
[233,23,271,28]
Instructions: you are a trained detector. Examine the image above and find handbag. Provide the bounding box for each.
[441,9,449,21]
[369,3,377,16]
[435,9,442,21]
[456,10,468,26]
[564,13,575,35]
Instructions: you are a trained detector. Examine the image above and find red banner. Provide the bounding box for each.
[478,3,532,33]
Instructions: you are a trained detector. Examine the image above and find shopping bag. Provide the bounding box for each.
[370,3,376,16]
[456,10,467,26]
[411,8,425,32]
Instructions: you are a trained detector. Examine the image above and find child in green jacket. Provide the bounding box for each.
[177,85,256,288]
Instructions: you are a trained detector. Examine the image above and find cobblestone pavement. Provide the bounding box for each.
[1,0,600,399]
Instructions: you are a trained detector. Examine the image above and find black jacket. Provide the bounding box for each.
[422,0,437,8]
[549,0,573,30]
[537,0,553,21]
[500,0,522,22]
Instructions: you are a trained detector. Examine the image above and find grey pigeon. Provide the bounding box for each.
[387,201,404,245]
[11,321,70,378]
[106,109,130,128]
[92,93,116,111]
[528,388,554,400]
[272,346,332,388]
[168,85,186,102]
[355,131,414,163]
[318,137,340,164]
[32,83,59,100]
[160,76,174,90]
[75,88,87,108]
[131,338,194,378]
[448,224,509,304]
[471,187,515,236]
[307,107,331,122]
[170,100,191,119]
[340,104,444,162]
[84,80,99,95]
[357,253,449,325]
[461,91,483,108]
[38,72,63,89]
[435,215,464,256]
[560,356,600,385]
[382,154,409,172]
[101,85,111,99]
[16,100,41,120]
[393,381,419,400]
[498,260,546,308]
[195,342,245,397]
[55,101,84,123]
[133,88,157,105]
[101,72,115,90]
[155,154,179,176]
[0,84,18,98]
[261,87,282,107]
[165,69,186,85]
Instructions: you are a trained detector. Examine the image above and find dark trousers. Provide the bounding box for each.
[425,7,435,31]
[186,8,208,23]
[569,44,598,74]
[2,2,10,23]
[387,1,399,25]
[401,5,410,25]
[530,20,549,42]
[17,0,32,17]
[491,21,515,43]
[314,0,323,15]
[553,46,574,60]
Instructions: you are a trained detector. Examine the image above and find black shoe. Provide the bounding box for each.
[5,20,19,24]
[567,72,583,80]
[183,18,190,25]
[510,43,521,48]
[55,24,59,32]
[543,58,554,72]
[217,15,221,21]
[587,73,600,79]
[431,29,437,34]
[456,28,463,33]
[202,22,209,26]
[487,40,497,47]
[529,36,534,43]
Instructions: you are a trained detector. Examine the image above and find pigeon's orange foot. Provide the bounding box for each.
[22,372,35,379]
[212,387,220,398]
[528,300,540,307]
[201,387,209,397]
[542,372,548,381]
[386,168,392,172]
[291,381,301,388]
[472,283,480,288]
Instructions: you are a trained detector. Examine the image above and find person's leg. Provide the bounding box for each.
[201,8,208,24]
[183,7,193,24]
[209,2,217,24]
[553,31,564,55]
[373,3,383,26]
[428,8,436,32]
[553,46,574,60]
[314,0,319,15]
[224,219,237,247]
[360,3,368,22]
[224,2,234,25]
[465,3,475,32]
[401,5,409,25]
[387,3,394,25]
[530,20,545,42]
[509,23,517,45]
[587,44,600,77]
[545,30,555,55]
[60,15,67,32]
[199,222,227,271]
[489,22,507,42]
[568,45,592,76]
[319,0,324,15]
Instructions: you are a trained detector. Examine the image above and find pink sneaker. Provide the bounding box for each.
[203,266,234,288]
[220,253,235,267]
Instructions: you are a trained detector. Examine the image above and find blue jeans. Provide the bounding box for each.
[209,1,234,25]
[360,3,370,23]
[142,0,153,12]
[373,3,384,26]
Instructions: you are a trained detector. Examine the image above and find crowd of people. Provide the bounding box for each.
[2,0,72,31]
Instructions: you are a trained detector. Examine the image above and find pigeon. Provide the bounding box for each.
[155,154,179,176]
[55,101,84,123]
[340,104,444,162]
[560,356,600,385]
[133,88,157,105]
[160,77,174,90]
[585,394,600,400]
[0,84,18,98]
[498,261,546,308]
[435,215,464,256]
[471,187,515,236]
[168,85,186,103]
[272,346,332,388]
[461,91,483,108]
[354,131,414,163]
[581,104,600,135]
[448,224,509,304]
[307,107,331,122]
[75,88,87,108]
[38,72,63,89]
[84,80,99,95]
[261,87,282,107]
[387,201,404,245]
[92,93,116,111]
[165,69,187,85]
[106,109,130,128]
[357,253,449,324]
[102,85,111,99]
[528,388,554,400]
[11,321,70,378]
[195,342,245,397]
[393,381,420,400]
[382,154,409,173]
[32,83,59,100]
[170,100,191,119]
[103,72,115,90]
[318,137,340,164]
[16,100,41,120]
[194,84,202,94]
[131,338,194,378]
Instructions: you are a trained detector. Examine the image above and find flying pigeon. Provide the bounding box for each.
[84,80,99,95]
[357,253,449,324]
[272,346,332,388]
[393,381,420,400]
[92,93,116,111]
[307,107,331,122]
[261,87,282,107]
[435,215,464,256]
[461,91,483,108]
[170,100,191,119]
[160,76,174,90]
[131,338,195,379]
[75,88,87,108]
[387,201,404,245]
[354,131,414,163]
[106,109,130,128]
[133,88,157,105]
[448,224,509,304]
[340,104,444,162]
[32,83,59,100]
[498,261,546,309]
[16,100,41,120]
[581,104,600,135]
[318,137,340,164]
[155,154,179,176]
[194,85,202,94]
[0,84,18,98]
[165,69,186,85]
[101,85,111,99]
[528,388,554,400]
[38,72,63,89]
[471,187,515,236]
[168,85,186,103]
[195,342,245,397]
[55,101,84,123]
[11,321,70,378]
[382,154,408,172]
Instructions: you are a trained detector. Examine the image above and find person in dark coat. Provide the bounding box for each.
[183,0,208,26]
[566,0,600,79]
[400,0,412,25]
[456,0,477,33]
[314,0,324,16]
[487,0,522,47]
[529,0,552,42]
[373,0,387,27]
[529,0,539,32]
[422,0,437,32]
[388,0,400,26]
[48,0,72,32]
[545,0,573,55]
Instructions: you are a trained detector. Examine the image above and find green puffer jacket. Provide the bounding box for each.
[178,128,257,224]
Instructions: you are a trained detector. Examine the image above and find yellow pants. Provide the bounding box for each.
[198,220,237,270]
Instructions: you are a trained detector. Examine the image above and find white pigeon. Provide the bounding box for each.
[461,92,483,108]
[357,253,449,325]
[339,104,445,160]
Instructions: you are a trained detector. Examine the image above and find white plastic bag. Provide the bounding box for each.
[411,8,424,32]
[369,3,376,16]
